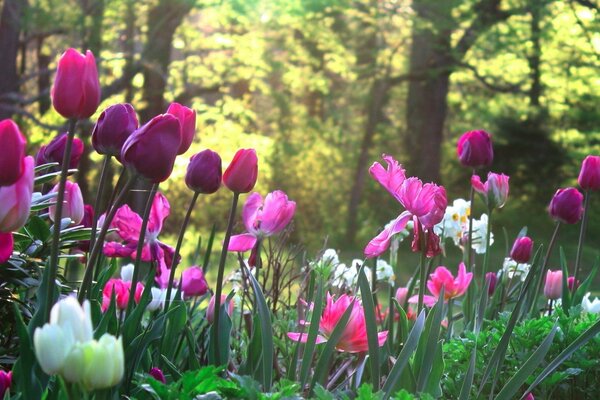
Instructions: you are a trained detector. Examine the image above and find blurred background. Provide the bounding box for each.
[0,0,599,271]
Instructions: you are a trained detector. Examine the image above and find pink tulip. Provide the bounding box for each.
[49,181,84,225]
[0,119,26,186]
[228,190,296,252]
[207,294,234,324]
[181,266,209,298]
[0,233,13,263]
[166,102,196,154]
[524,393,534,400]
[456,130,493,168]
[0,156,34,232]
[92,103,139,158]
[185,149,222,194]
[38,133,84,169]
[578,155,600,191]
[548,188,583,224]
[287,294,388,353]
[51,48,100,119]
[149,367,166,384]
[395,287,408,306]
[568,276,578,291]
[471,172,509,210]
[368,154,406,202]
[101,278,144,312]
[0,370,11,399]
[223,149,258,193]
[410,263,473,307]
[510,236,533,264]
[121,114,182,183]
[544,270,562,300]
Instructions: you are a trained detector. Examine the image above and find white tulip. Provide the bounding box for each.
[582,292,600,314]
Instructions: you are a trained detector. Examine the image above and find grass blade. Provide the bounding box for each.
[358,267,381,388]
[299,277,325,387]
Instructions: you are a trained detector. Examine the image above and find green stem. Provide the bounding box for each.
[573,190,590,290]
[466,169,476,270]
[479,209,493,290]
[164,191,200,313]
[88,155,112,253]
[531,222,561,314]
[212,191,240,365]
[417,226,427,314]
[44,118,77,320]
[446,298,454,340]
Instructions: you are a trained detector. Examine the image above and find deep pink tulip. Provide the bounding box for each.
[166,102,196,154]
[223,149,258,193]
[568,276,578,291]
[510,236,533,264]
[471,172,509,210]
[548,188,584,224]
[149,367,166,384]
[287,293,388,353]
[368,154,406,203]
[0,233,13,263]
[228,190,296,252]
[49,181,84,225]
[485,272,497,296]
[38,133,84,169]
[456,130,493,168]
[101,278,144,312]
[121,114,182,183]
[544,270,562,300]
[207,294,234,324]
[181,266,209,298]
[51,48,100,119]
[92,103,139,158]
[578,155,600,191]
[0,119,26,186]
[0,370,11,399]
[0,156,34,232]
[185,149,222,194]
[524,394,534,400]
[409,263,473,307]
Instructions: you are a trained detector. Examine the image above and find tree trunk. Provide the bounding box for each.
[528,2,543,108]
[0,0,26,120]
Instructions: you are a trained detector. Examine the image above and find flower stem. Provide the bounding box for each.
[212,191,240,365]
[164,191,200,313]
[417,226,427,314]
[466,169,476,271]
[573,190,590,290]
[126,183,158,314]
[530,222,561,314]
[479,209,493,290]
[88,155,112,253]
[446,298,454,340]
[44,118,77,320]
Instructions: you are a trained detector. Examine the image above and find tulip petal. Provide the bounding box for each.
[286,332,327,344]
[242,192,263,233]
[0,232,13,263]
[369,154,406,202]
[364,211,412,258]
[228,234,257,252]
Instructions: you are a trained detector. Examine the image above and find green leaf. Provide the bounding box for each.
[299,276,325,387]
[414,290,444,393]
[358,267,380,388]
[559,247,571,313]
[573,256,599,305]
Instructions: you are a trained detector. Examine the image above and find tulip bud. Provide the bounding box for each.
[207,295,234,324]
[121,114,181,183]
[34,324,74,375]
[223,148,258,193]
[0,233,13,263]
[92,103,139,158]
[101,278,144,312]
[0,370,11,399]
[149,367,166,384]
[456,130,493,168]
[79,334,124,390]
[568,276,578,291]
[544,270,562,300]
[181,266,209,298]
[471,172,509,210]
[0,156,34,232]
[49,297,94,343]
[395,287,408,306]
[578,155,600,191]
[510,236,533,264]
[185,149,222,194]
[548,187,583,224]
[40,133,85,169]
[485,272,497,296]
[0,119,27,186]
[61,342,86,383]
[51,48,100,119]
[49,181,85,225]
[166,102,196,154]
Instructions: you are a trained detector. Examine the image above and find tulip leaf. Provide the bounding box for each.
[358,267,381,389]
[559,247,571,313]
[201,224,217,274]
[414,289,444,393]
[208,297,233,368]
[123,268,156,347]
[574,256,600,305]
[13,303,44,399]
[299,276,325,387]
[161,300,188,359]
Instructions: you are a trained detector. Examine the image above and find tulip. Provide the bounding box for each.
[0,156,34,232]
[544,270,562,300]
[510,236,533,264]
[582,293,600,314]
[228,190,296,252]
[51,48,100,119]
[207,295,234,324]
[471,172,509,210]
[0,370,11,399]
[567,276,578,291]
[548,188,584,224]
[524,394,534,400]
[456,130,493,168]
[101,278,144,312]
[181,266,209,298]
[121,114,181,183]
[0,119,26,186]
[166,102,196,154]
[49,296,94,343]
[485,272,497,296]
[409,263,473,307]
[49,181,84,225]
[185,149,222,194]
[34,324,74,375]
[223,148,258,193]
[0,233,13,263]
[92,103,139,158]
[78,334,124,389]
[578,155,600,191]
[395,287,408,306]
[39,133,85,169]
[149,367,166,384]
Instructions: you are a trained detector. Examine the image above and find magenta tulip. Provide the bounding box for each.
[0,156,34,232]
[456,130,493,168]
[548,187,584,224]
[166,102,196,154]
[51,48,100,119]
[0,233,13,263]
[568,276,578,291]
[49,181,84,225]
[181,266,209,298]
[471,172,509,210]
[485,272,497,296]
[510,236,533,264]
[578,155,600,191]
[92,103,139,158]
[149,367,166,384]
[185,150,222,194]
[544,270,562,300]
[120,114,181,183]
[207,295,234,324]
[39,133,85,169]
[101,278,144,312]
[395,287,408,306]
[0,370,11,399]
[223,149,258,193]
[0,119,27,186]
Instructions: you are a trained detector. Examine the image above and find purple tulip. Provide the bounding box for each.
[149,367,166,384]
[510,236,533,264]
[0,119,27,186]
[457,130,493,168]
[0,370,11,399]
[548,187,584,224]
[578,155,600,191]
[185,150,222,194]
[40,133,84,169]
[181,266,209,298]
[92,103,139,158]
